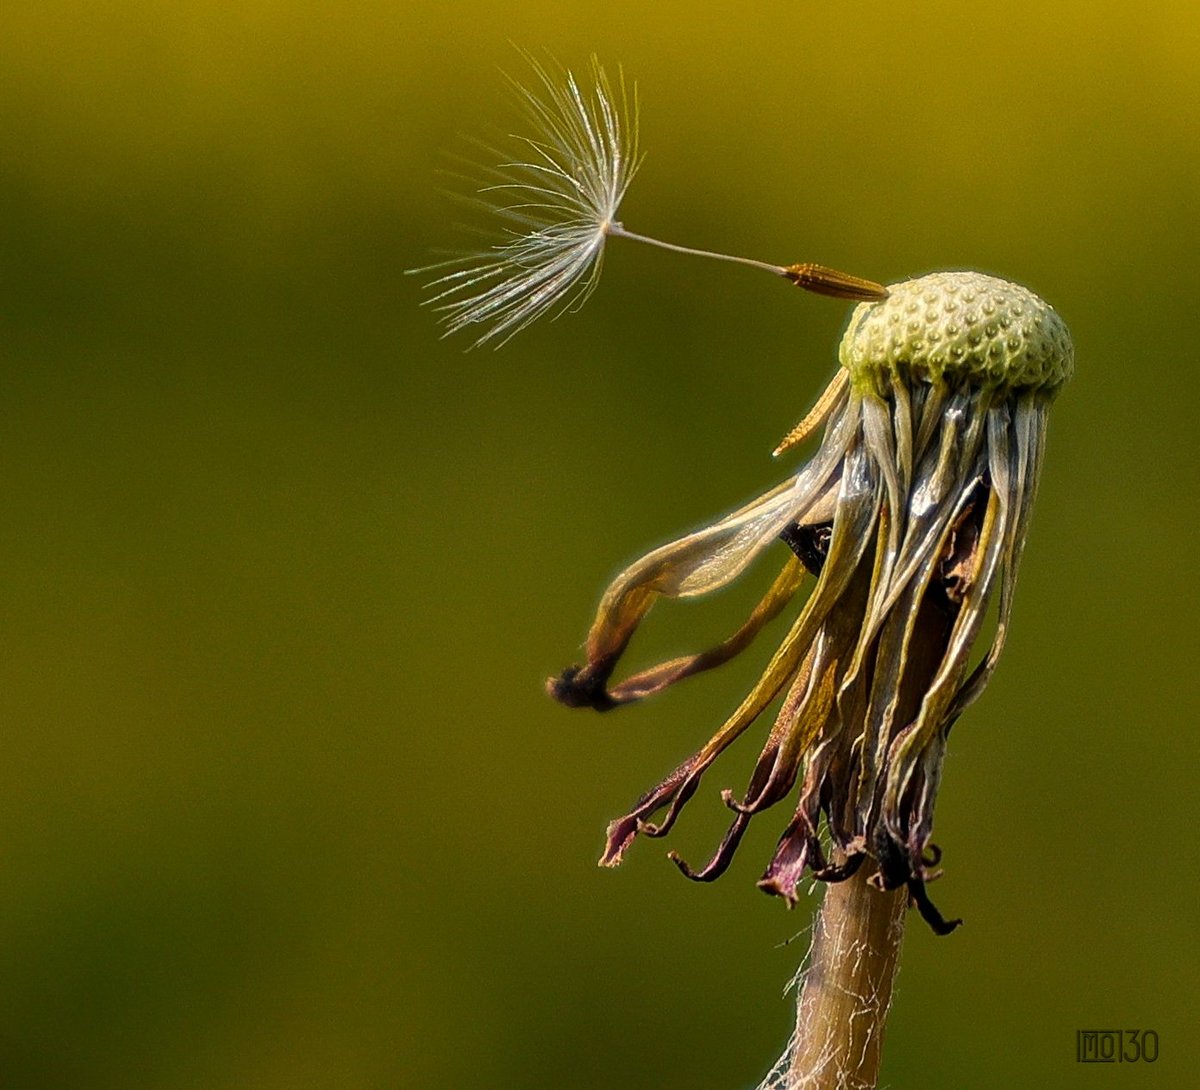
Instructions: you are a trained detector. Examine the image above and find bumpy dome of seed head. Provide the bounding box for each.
[839,271,1073,395]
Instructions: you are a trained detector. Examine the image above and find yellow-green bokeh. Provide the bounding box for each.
[2,3,1198,1087]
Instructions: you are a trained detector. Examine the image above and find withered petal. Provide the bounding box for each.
[907,876,962,936]
[600,555,806,705]
[558,360,1057,937]
[883,463,1010,841]
[561,404,860,712]
[600,759,697,866]
[598,600,824,865]
[668,810,752,882]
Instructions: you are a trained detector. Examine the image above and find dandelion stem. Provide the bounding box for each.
[605,223,889,301]
[779,589,955,1089]
[784,871,906,1090]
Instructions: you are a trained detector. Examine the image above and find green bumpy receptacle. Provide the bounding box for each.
[839,271,1074,397]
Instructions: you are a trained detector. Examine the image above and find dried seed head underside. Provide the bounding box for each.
[550,272,1072,933]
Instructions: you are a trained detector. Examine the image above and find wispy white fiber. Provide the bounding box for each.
[411,55,640,349]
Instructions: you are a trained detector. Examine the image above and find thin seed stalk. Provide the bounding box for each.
[785,871,906,1090]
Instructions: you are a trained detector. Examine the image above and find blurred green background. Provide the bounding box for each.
[2,2,1197,1087]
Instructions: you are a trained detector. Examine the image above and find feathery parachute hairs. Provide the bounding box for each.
[409,54,888,349]
[411,56,639,348]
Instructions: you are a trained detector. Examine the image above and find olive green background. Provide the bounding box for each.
[3,3,1197,1088]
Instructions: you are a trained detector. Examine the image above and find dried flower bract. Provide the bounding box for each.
[550,271,1073,933]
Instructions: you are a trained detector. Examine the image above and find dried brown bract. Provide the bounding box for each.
[550,271,1073,932]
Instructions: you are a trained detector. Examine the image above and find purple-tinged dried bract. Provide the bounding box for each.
[550,271,1073,933]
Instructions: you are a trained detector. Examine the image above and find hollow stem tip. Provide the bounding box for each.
[783,263,890,302]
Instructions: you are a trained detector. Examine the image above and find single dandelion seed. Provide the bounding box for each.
[408,54,887,349]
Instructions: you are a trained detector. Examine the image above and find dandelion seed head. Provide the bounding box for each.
[550,265,1072,932]
[412,55,640,349]
[841,271,1074,396]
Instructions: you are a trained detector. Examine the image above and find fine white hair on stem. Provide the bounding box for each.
[409,54,641,349]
